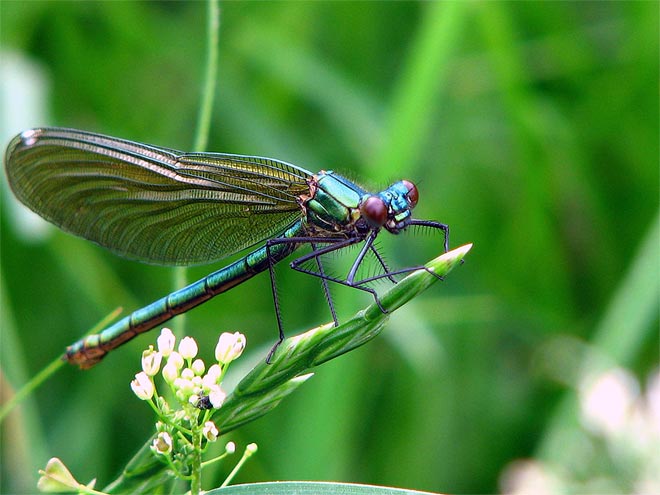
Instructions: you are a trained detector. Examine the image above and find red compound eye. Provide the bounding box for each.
[361,196,388,226]
[402,179,418,207]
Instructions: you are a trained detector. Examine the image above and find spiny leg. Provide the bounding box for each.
[263,235,357,361]
[264,223,447,361]
[346,230,378,285]
[289,234,389,313]
[265,239,287,363]
[352,264,445,286]
[311,242,339,326]
[369,243,398,284]
[408,219,450,252]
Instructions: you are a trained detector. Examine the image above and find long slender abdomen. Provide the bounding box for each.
[65,230,301,368]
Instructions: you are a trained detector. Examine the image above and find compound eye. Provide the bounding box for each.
[401,179,419,207]
[360,196,388,226]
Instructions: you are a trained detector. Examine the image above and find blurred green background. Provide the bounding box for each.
[1,2,658,494]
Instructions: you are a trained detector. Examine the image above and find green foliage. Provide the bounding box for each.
[1,2,657,494]
[208,481,438,494]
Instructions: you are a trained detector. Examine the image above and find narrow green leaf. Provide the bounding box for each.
[209,481,441,494]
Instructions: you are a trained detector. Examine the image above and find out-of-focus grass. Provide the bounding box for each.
[1,2,657,494]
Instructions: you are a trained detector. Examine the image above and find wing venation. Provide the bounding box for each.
[5,128,312,265]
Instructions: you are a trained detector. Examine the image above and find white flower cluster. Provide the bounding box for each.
[129,328,246,453]
[39,329,251,493]
[131,328,246,410]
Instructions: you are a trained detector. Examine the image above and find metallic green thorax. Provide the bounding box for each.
[304,171,367,232]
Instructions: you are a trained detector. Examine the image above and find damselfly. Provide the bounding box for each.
[5,128,449,368]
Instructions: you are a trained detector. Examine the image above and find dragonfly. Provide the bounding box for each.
[5,127,449,368]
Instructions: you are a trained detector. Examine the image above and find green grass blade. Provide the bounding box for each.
[209,481,441,495]
[372,1,466,175]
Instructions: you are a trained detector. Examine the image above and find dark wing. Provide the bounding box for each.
[5,127,312,265]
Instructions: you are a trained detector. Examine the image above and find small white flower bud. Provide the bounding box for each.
[215,332,246,364]
[130,372,154,400]
[151,432,173,455]
[225,441,236,454]
[167,351,184,370]
[208,385,226,409]
[246,443,258,454]
[179,336,198,360]
[162,362,179,383]
[203,421,219,442]
[191,359,205,375]
[157,328,176,357]
[141,346,162,376]
[182,377,195,392]
[203,364,222,388]
[202,372,218,390]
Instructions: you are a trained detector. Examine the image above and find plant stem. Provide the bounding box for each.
[193,0,220,153]
[174,0,220,341]
[200,451,230,468]
[221,444,257,488]
[189,427,203,495]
